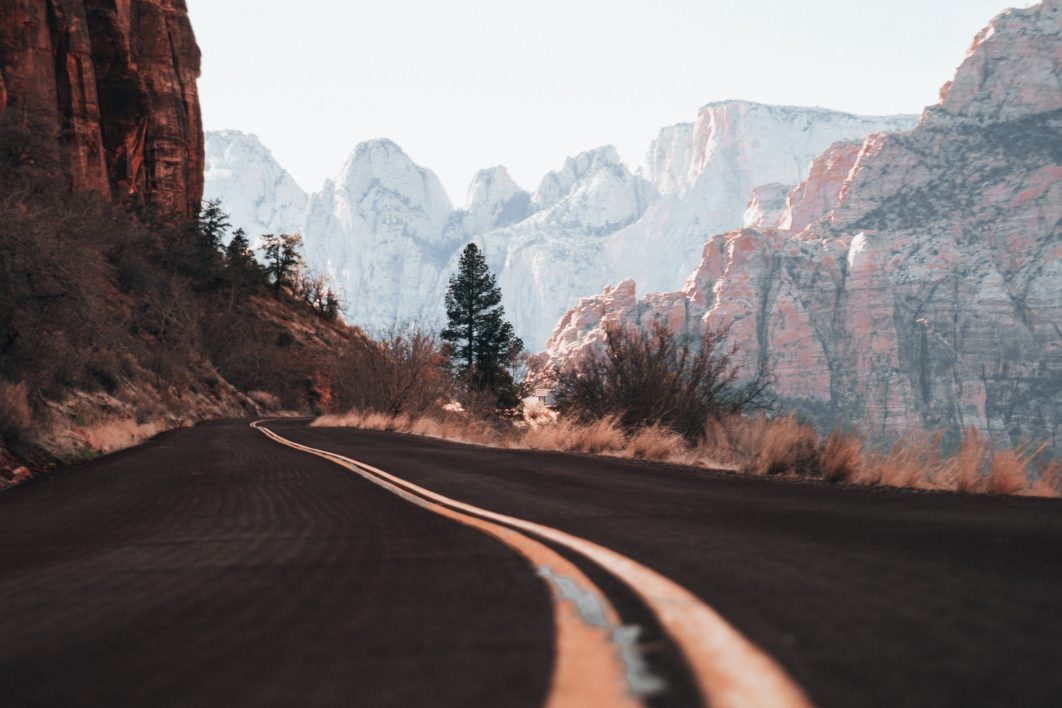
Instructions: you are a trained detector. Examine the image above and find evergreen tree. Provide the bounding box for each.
[259,233,304,294]
[224,228,253,267]
[441,243,523,410]
[198,199,230,250]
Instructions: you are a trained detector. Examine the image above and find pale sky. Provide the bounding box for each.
[188,0,1028,205]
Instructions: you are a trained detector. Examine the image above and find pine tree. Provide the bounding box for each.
[441,243,523,410]
[198,199,230,250]
[225,228,253,267]
[259,233,304,294]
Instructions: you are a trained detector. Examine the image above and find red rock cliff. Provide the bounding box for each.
[0,0,203,218]
[543,1,1062,448]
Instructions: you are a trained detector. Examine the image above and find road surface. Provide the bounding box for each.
[1,419,1060,707]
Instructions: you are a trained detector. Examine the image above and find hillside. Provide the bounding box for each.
[0,0,363,483]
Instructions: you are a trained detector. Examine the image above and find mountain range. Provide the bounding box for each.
[205,105,916,347]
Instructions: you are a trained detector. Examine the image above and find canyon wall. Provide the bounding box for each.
[0,0,203,217]
[544,1,1062,447]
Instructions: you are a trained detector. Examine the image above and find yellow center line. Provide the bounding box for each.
[252,420,814,708]
[252,420,641,708]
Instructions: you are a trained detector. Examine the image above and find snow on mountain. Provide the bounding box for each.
[604,103,918,298]
[205,104,917,347]
[203,130,307,247]
[473,146,657,348]
[301,139,460,331]
[462,166,532,234]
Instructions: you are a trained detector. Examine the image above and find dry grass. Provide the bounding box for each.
[0,380,33,443]
[820,431,863,483]
[984,444,1045,496]
[625,425,690,462]
[1026,461,1062,498]
[521,416,628,455]
[248,390,281,411]
[78,418,162,454]
[942,428,990,492]
[871,434,945,490]
[313,408,1059,498]
[749,415,821,477]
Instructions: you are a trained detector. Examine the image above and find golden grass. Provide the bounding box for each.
[820,430,863,483]
[313,408,1059,498]
[522,416,628,455]
[984,443,1046,496]
[1026,461,1062,499]
[248,390,281,411]
[750,415,821,477]
[78,418,162,454]
[625,425,689,462]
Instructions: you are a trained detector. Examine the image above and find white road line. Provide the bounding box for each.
[253,420,813,708]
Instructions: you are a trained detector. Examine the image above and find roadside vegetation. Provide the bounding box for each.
[0,117,357,480]
[3,113,1056,500]
[315,318,1061,499]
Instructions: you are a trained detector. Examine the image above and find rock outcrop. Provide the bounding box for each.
[0,0,203,217]
[544,1,1062,447]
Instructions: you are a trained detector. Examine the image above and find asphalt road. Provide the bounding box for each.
[2,419,1061,707]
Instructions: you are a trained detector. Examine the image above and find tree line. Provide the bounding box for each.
[197,200,340,320]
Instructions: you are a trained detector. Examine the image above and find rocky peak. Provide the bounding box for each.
[930,0,1061,125]
[332,139,454,243]
[463,165,531,232]
[0,0,204,218]
[535,145,626,209]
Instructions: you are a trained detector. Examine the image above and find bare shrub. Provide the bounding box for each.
[552,322,773,443]
[0,380,33,443]
[332,326,450,417]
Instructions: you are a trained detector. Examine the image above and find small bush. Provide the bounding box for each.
[552,322,773,443]
[332,326,450,418]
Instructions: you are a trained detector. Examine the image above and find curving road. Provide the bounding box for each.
[1,419,1061,707]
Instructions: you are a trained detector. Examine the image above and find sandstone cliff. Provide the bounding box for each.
[543,1,1062,448]
[0,0,203,217]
